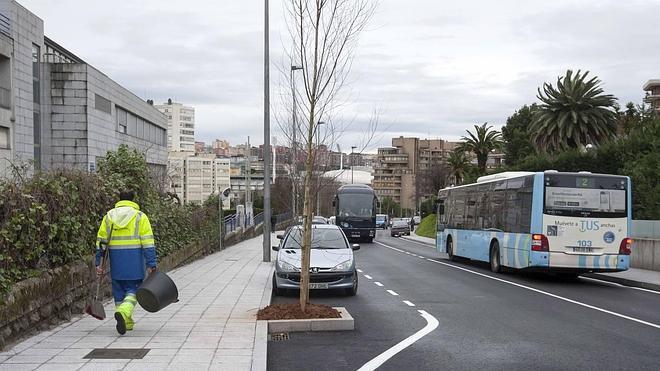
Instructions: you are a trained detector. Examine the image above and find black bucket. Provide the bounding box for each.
[136,272,179,313]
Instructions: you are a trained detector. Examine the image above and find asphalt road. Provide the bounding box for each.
[269,230,660,371]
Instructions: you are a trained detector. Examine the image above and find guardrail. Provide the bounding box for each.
[223,211,292,235]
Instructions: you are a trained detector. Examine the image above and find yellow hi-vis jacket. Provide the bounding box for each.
[95,200,157,280]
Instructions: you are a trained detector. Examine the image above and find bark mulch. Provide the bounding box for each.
[257,303,341,320]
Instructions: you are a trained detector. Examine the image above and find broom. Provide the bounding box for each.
[85,226,112,320]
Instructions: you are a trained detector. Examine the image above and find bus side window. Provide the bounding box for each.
[490,181,506,231]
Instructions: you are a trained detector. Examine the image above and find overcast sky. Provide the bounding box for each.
[23,0,660,152]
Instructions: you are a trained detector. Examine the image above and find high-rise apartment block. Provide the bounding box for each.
[168,152,230,208]
[643,79,660,113]
[155,99,195,151]
[373,137,458,210]
[0,1,167,177]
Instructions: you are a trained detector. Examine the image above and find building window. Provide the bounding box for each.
[33,112,41,170]
[32,44,40,104]
[0,126,9,149]
[94,94,111,114]
[116,107,127,134]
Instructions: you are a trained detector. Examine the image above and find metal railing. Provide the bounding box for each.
[0,13,10,38]
[0,87,10,109]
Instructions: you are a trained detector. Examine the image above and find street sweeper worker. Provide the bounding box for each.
[95,189,157,335]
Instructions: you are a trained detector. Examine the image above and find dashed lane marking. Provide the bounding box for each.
[403,300,415,307]
[357,269,363,273]
[387,290,399,296]
[364,275,373,280]
[374,282,384,287]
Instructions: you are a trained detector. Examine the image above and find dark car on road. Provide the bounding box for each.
[390,219,410,237]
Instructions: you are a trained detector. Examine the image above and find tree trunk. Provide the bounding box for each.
[299,107,316,312]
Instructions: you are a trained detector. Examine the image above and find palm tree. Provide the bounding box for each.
[460,123,502,174]
[530,69,618,153]
[446,149,469,185]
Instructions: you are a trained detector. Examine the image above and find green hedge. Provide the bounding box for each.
[0,145,220,297]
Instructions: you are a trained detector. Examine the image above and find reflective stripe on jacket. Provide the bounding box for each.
[95,200,157,280]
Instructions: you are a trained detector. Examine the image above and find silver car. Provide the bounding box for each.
[272,224,360,296]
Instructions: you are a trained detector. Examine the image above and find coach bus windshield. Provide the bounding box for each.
[338,194,374,218]
[544,174,627,218]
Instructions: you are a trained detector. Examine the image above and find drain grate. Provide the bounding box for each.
[269,333,290,342]
[83,348,150,359]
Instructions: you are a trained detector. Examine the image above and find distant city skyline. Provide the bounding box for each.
[22,0,660,150]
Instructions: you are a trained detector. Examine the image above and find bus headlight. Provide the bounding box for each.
[331,259,353,272]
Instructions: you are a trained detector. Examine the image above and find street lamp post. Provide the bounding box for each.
[351,146,357,184]
[263,0,271,262]
[316,121,325,215]
[291,65,303,220]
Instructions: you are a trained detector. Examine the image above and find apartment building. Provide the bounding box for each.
[155,99,195,152]
[168,151,231,208]
[643,79,660,113]
[0,1,167,177]
[373,137,458,210]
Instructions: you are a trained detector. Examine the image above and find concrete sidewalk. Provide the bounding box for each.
[400,232,660,292]
[0,234,274,371]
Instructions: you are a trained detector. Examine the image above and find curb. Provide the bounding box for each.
[251,263,274,371]
[584,273,660,292]
[400,235,436,248]
[266,307,354,333]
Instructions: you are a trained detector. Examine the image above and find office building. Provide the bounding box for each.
[373,137,458,210]
[155,99,195,152]
[0,1,167,177]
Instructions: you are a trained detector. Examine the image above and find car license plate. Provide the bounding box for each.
[571,246,594,253]
[351,233,360,238]
[309,283,329,289]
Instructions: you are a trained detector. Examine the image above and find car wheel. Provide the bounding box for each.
[345,271,358,296]
[272,273,281,296]
[447,237,457,261]
[490,241,502,273]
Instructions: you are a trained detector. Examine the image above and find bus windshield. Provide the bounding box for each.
[544,174,627,218]
[338,194,374,218]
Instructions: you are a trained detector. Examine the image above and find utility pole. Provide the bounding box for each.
[263,0,272,262]
[351,146,357,184]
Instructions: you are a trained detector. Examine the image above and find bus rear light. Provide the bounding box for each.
[619,238,632,255]
[531,234,549,252]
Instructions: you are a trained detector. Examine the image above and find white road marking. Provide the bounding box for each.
[426,258,435,262]
[580,276,660,295]
[357,269,363,273]
[364,275,373,280]
[357,310,439,371]
[418,256,425,259]
[374,241,660,330]
[387,290,399,296]
[403,300,415,307]
[374,282,384,287]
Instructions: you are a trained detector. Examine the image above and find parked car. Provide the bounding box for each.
[272,225,360,296]
[390,219,410,237]
[312,216,328,225]
[328,216,336,225]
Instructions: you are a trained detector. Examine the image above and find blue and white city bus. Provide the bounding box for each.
[435,171,632,276]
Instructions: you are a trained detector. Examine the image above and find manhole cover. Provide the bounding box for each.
[83,348,150,359]
[269,333,290,342]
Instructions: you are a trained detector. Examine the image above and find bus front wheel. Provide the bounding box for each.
[490,242,502,273]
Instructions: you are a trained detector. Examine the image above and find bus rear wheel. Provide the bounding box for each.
[490,242,502,273]
[447,237,457,261]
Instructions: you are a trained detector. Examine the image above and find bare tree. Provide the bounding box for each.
[285,0,376,312]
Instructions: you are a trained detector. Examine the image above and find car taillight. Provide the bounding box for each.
[531,234,549,252]
[619,238,632,255]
